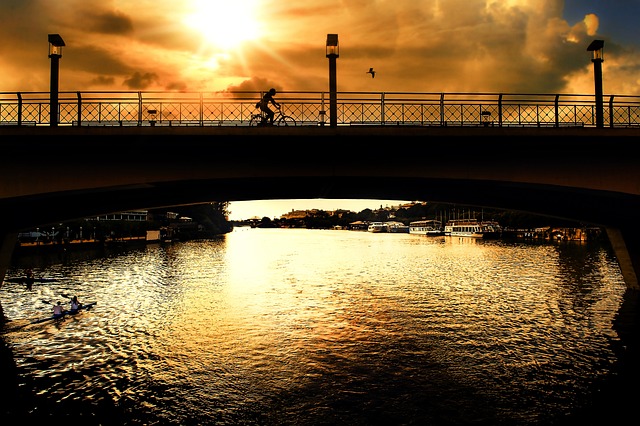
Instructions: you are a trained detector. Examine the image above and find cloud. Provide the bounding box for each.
[73,9,135,35]
[583,13,599,36]
[123,72,160,90]
[0,0,637,96]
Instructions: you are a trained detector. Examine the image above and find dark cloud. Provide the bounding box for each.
[90,75,116,86]
[85,11,135,35]
[64,45,133,75]
[123,72,159,89]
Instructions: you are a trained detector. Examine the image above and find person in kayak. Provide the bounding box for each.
[70,296,82,312]
[53,301,64,318]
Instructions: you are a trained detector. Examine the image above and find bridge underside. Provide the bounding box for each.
[1,126,640,292]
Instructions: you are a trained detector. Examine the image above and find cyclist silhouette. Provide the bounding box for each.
[258,88,280,125]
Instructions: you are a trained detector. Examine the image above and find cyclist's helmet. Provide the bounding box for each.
[269,88,276,95]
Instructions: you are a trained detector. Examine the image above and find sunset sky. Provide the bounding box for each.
[2,0,638,94]
[1,0,638,219]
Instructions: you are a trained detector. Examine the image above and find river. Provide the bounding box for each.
[0,227,637,425]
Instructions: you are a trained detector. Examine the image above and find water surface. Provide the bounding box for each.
[0,228,630,424]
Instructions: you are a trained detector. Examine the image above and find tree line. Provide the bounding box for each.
[231,202,587,230]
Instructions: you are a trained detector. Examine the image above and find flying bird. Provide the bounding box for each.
[366,68,376,78]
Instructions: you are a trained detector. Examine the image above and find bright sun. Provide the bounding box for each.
[184,0,262,51]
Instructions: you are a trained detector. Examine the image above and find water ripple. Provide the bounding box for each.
[1,229,627,424]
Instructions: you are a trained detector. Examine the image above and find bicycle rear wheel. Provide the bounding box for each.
[277,115,296,126]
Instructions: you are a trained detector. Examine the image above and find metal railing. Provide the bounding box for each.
[1,90,639,128]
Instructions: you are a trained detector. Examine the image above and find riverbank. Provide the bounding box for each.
[9,237,150,270]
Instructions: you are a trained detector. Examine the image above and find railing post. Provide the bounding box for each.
[319,92,326,126]
[77,91,82,126]
[609,95,615,128]
[440,93,445,126]
[17,92,22,126]
[381,92,385,125]
[518,104,521,126]
[138,91,143,126]
[498,93,503,127]
[554,94,560,127]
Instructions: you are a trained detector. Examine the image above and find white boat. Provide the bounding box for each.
[409,219,444,236]
[444,218,501,239]
[367,222,387,233]
[386,221,410,233]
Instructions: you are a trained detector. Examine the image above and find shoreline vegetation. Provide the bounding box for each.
[8,201,607,268]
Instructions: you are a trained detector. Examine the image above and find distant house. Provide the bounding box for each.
[281,209,311,220]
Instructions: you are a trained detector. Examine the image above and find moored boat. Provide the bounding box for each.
[409,219,444,236]
[367,221,410,233]
[367,222,386,233]
[444,219,501,239]
[386,221,410,233]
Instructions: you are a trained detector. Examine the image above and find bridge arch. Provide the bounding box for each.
[1,125,640,292]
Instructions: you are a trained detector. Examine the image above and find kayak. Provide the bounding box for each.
[30,302,97,324]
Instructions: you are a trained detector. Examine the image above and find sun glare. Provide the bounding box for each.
[184,0,262,51]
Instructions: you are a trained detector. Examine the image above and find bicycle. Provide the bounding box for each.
[249,104,296,127]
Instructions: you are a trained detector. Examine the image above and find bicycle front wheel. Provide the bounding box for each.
[277,115,296,126]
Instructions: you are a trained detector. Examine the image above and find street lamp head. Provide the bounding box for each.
[48,33,65,58]
[326,34,339,58]
[587,39,604,62]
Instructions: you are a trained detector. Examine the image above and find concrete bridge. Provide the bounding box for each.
[1,125,640,300]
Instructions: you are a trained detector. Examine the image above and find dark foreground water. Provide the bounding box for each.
[1,228,639,425]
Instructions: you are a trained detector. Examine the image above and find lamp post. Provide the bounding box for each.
[326,34,339,127]
[587,39,604,128]
[48,34,65,126]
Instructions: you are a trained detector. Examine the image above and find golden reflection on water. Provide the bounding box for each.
[0,228,628,424]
